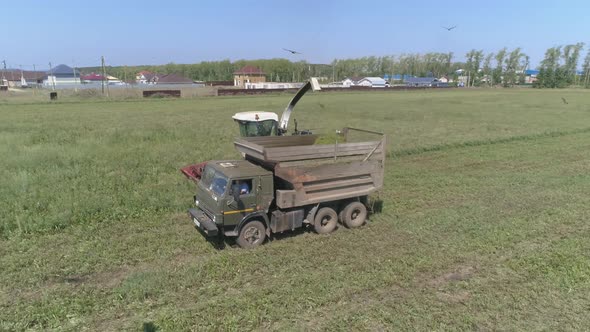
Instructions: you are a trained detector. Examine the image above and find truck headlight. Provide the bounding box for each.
[195,199,199,207]
[212,215,217,222]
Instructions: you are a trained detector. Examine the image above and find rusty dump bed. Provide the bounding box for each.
[234,128,386,209]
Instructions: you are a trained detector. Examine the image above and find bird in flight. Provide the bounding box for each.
[283,48,302,55]
[442,25,457,31]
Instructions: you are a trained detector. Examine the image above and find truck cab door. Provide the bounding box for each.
[224,178,257,227]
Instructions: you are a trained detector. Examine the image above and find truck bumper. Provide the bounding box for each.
[188,208,219,237]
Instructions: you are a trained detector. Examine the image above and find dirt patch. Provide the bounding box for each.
[436,290,471,304]
[85,266,133,289]
[427,265,476,288]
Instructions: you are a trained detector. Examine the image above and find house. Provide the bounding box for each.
[342,77,363,87]
[405,77,446,87]
[438,76,450,83]
[356,77,388,88]
[81,73,124,85]
[233,65,266,87]
[0,70,45,87]
[81,73,105,84]
[106,75,124,85]
[524,69,539,84]
[145,73,193,84]
[136,71,155,84]
[44,64,80,86]
[383,74,414,82]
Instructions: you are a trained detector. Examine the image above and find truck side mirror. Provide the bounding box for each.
[227,194,235,206]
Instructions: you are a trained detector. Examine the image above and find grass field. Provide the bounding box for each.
[1,88,590,330]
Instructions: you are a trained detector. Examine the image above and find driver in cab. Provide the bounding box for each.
[232,180,250,195]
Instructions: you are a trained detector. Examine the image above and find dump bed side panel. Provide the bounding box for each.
[264,141,383,162]
[234,128,387,209]
[274,160,384,208]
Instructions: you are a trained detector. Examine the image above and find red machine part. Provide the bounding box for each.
[180,161,207,182]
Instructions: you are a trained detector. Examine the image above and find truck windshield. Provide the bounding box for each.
[200,166,228,196]
[238,120,277,137]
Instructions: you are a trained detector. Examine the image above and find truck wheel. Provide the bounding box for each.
[314,207,338,234]
[236,220,266,249]
[342,202,367,228]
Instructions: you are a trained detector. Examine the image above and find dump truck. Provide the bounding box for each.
[181,127,386,248]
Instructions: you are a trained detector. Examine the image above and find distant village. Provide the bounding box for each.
[0,63,541,90]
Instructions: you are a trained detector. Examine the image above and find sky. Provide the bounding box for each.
[2,0,590,70]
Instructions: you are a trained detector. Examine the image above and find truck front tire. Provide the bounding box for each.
[342,202,367,228]
[236,220,266,248]
[314,207,338,234]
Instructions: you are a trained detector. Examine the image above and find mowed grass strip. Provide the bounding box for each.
[1,89,590,330]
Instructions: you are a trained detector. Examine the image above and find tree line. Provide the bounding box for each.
[80,43,590,88]
[536,43,587,88]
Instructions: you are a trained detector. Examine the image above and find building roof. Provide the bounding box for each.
[343,76,364,83]
[524,69,540,75]
[150,73,193,84]
[209,160,273,179]
[138,70,153,76]
[234,65,265,75]
[81,73,105,81]
[140,72,156,81]
[232,111,278,122]
[47,64,79,75]
[358,77,387,85]
[405,77,438,83]
[384,74,414,80]
[0,70,46,81]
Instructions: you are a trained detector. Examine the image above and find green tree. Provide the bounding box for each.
[562,43,584,85]
[493,48,507,86]
[537,46,562,88]
[582,50,590,87]
[504,48,525,87]
[483,53,494,86]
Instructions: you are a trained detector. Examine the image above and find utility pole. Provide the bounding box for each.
[72,62,78,92]
[101,56,106,96]
[19,65,23,87]
[1,60,6,86]
[33,64,37,93]
[49,62,56,91]
[391,57,395,85]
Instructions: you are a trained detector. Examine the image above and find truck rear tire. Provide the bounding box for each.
[236,220,266,248]
[342,202,367,228]
[314,207,338,234]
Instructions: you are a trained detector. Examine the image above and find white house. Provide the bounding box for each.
[136,71,155,84]
[44,64,80,86]
[341,77,362,87]
[356,77,388,88]
[342,76,389,88]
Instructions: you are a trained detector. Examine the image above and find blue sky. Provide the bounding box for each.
[3,0,590,69]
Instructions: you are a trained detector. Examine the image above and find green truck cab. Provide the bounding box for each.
[189,160,273,247]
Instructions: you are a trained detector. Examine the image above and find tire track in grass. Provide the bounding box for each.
[390,127,590,158]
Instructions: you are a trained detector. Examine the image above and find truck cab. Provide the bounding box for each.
[232,112,279,137]
[188,160,274,246]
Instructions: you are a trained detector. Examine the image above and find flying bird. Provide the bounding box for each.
[442,25,457,31]
[283,48,302,55]
[561,97,568,104]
